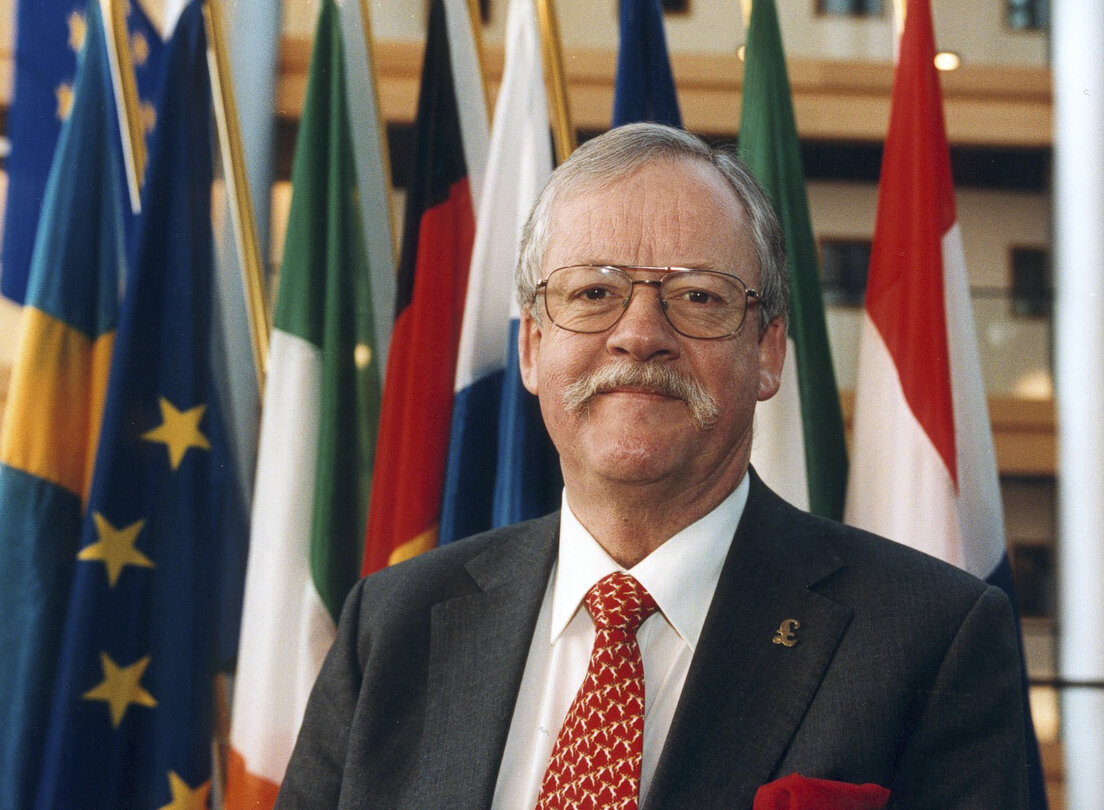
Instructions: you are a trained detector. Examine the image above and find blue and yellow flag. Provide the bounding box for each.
[1,0,165,303]
[0,3,125,805]
[32,4,248,805]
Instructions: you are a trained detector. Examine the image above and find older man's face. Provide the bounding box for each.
[519,158,786,496]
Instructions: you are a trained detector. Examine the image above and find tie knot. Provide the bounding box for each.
[585,572,657,633]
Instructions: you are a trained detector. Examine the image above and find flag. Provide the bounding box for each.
[362,0,489,573]
[612,0,682,127]
[29,3,248,806]
[843,1,1047,806]
[440,0,560,546]
[1,0,165,303]
[739,0,848,519]
[225,0,383,804]
[0,3,125,804]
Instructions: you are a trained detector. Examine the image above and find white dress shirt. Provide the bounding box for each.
[490,474,749,809]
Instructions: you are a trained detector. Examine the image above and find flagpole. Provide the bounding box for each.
[466,0,494,120]
[1054,0,1104,803]
[891,0,906,59]
[355,0,399,259]
[535,0,576,164]
[100,0,146,212]
[203,0,270,393]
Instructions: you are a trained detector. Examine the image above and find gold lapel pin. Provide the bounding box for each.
[772,618,800,647]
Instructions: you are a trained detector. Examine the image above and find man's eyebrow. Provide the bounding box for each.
[564,262,725,271]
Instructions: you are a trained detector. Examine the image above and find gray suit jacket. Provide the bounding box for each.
[277,473,1029,809]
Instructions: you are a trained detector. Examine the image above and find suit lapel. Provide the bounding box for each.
[407,516,558,809]
[645,475,853,809]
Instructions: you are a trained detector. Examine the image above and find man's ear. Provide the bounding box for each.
[518,305,543,396]
[756,316,787,402]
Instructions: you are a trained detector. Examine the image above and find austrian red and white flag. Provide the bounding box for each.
[844,0,1003,579]
[844,4,1047,804]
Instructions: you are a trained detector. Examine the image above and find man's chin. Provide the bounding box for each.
[591,416,697,454]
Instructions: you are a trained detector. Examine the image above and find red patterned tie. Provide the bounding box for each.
[536,572,659,810]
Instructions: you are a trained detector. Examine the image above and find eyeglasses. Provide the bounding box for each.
[535,264,760,340]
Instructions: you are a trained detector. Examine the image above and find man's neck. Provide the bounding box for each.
[563,469,748,567]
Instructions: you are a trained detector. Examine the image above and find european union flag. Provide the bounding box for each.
[1,0,165,303]
[33,3,248,805]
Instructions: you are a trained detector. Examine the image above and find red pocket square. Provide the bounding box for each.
[753,774,890,809]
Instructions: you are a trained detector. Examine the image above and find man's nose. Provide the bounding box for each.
[605,282,681,362]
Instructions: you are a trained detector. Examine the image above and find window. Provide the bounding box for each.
[820,239,871,307]
[816,0,883,17]
[1011,247,1052,318]
[1007,0,1048,31]
[1010,543,1055,617]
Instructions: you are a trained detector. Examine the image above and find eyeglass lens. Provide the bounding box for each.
[542,265,752,339]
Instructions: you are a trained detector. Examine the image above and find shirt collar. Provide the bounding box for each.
[550,474,748,651]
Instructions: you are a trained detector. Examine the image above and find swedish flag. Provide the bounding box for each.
[0,3,126,804]
[32,3,248,805]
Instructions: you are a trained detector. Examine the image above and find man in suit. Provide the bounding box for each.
[276,123,1029,809]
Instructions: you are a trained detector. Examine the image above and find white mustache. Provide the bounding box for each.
[561,362,720,430]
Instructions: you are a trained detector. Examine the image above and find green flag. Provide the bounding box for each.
[740,0,848,520]
[225,1,383,804]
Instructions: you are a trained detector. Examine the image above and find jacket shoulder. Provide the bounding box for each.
[748,475,996,609]
[342,512,559,624]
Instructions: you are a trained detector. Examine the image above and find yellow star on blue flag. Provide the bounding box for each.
[67,10,86,53]
[158,771,210,810]
[141,397,210,470]
[81,652,158,728]
[77,513,153,587]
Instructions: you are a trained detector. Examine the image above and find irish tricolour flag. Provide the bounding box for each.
[225,2,383,805]
[741,0,847,520]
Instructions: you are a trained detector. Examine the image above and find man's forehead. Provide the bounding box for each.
[543,158,754,268]
[552,157,746,219]
[557,156,733,200]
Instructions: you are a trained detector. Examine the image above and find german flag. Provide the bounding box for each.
[362,0,488,574]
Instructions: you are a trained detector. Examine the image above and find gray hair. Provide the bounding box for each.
[515,122,789,332]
